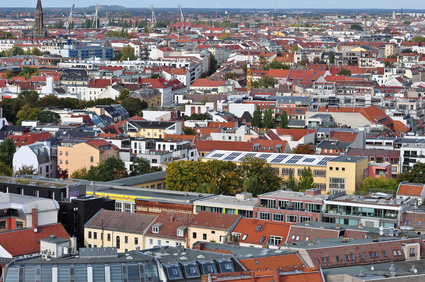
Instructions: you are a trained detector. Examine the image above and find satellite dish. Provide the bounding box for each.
[33,228,38,233]
[371,266,375,271]
[414,269,418,273]
[379,230,384,235]
[379,226,384,231]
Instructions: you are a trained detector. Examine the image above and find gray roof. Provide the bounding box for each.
[328,155,367,163]
[106,171,166,186]
[317,140,352,150]
[79,247,118,258]
[40,235,69,244]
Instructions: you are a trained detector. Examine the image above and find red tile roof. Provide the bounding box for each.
[0,223,69,257]
[191,211,240,230]
[233,218,292,246]
[397,183,425,197]
[9,132,53,147]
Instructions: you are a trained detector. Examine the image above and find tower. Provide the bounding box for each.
[34,0,44,37]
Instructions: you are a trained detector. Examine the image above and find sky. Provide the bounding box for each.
[3,0,425,10]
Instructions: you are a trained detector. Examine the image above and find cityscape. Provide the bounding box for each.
[0,1,425,281]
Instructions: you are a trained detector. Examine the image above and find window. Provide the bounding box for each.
[345,254,350,262]
[125,236,128,244]
[192,232,197,239]
[153,226,160,233]
[273,213,284,222]
[65,160,68,165]
[374,252,379,258]
[397,249,402,256]
[313,170,326,177]
[336,255,341,262]
[369,252,374,259]
[393,250,397,257]
[269,236,282,246]
[382,251,387,257]
[124,204,131,213]
[93,232,97,239]
[292,202,303,211]
[286,215,297,223]
[326,257,331,264]
[149,239,153,245]
[241,234,247,241]
[203,234,207,240]
[410,248,416,257]
[60,151,63,156]
[107,234,111,241]
[16,221,23,229]
[88,231,92,239]
[359,253,365,260]
[90,156,94,163]
[259,212,271,221]
[350,254,355,261]
[65,151,68,156]
[419,220,422,226]
[321,257,326,264]
[116,236,120,249]
[329,177,345,190]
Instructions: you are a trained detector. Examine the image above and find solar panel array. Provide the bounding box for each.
[270,155,287,163]
[239,153,256,161]
[223,152,241,161]
[211,153,224,158]
[258,154,271,159]
[287,155,303,164]
[303,158,315,163]
[317,157,335,166]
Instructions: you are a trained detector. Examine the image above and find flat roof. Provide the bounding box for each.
[326,193,411,207]
[259,190,328,201]
[194,195,257,209]
[204,150,337,167]
[328,155,367,163]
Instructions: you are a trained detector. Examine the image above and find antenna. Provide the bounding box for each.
[93,4,100,29]
[150,5,156,28]
[66,4,75,30]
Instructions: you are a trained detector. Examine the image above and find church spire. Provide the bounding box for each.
[36,0,42,11]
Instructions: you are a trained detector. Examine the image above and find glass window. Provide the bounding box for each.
[359,253,364,260]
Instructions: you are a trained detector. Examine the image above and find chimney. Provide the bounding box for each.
[32,208,38,229]
[273,268,280,282]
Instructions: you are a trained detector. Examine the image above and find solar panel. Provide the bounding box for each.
[239,153,257,161]
[303,158,315,163]
[211,153,224,158]
[317,157,334,166]
[287,155,303,164]
[258,154,271,159]
[223,152,242,161]
[270,155,287,163]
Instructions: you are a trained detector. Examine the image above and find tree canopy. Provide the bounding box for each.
[252,75,276,88]
[120,97,147,117]
[359,176,399,194]
[262,61,290,71]
[338,69,352,76]
[0,138,16,167]
[37,111,61,124]
[165,157,282,195]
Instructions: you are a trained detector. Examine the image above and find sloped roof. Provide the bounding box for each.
[145,211,196,239]
[85,209,157,233]
[0,223,69,257]
[397,183,425,197]
[191,211,240,230]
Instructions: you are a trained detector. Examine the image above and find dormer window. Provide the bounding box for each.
[153,226,159,233]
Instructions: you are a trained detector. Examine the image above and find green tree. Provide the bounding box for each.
[2,69,15,79]
[262,109,274,129]
[183,113,210,120]
[350,24,363,31]
[298,167,314,191]
[209,53,217,75]
[280,111,288,128]
[412,36,425,42]
[119,45,137,61]
[70,167,89,179]
[240,157,282,194]
[18,90,39,106]
[0,162,13,176]
[221,33,231,40]
[243,175,262,197]
[0,138,16,167]
[165,161,210,192]
[286,169,297,191]
[86,98,116,107]
[14,165,37,176]
[196,183,219,194]
[252,106,262,128]
[16,104,42,125]
[252,75,276,88]
[86,157,128,181]
[401,48,413,53]
[205,160,243,195]
[18,67,40,79]
[31,47,41,56]
[404,162,425,183]
[130,158,151,176]
[182,127,196,135]
[329,51,335,64]
[120,97,147,117]
[290,45,299,52]
[37,94,61,108]
[262,61,290,71]
[0,98,21,124]
[338,69,352,76]
[360,176,399,194]
[37,111,61,124]
[292,144,314,154]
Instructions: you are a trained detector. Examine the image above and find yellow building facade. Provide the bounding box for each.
[326,156,369,194]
